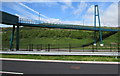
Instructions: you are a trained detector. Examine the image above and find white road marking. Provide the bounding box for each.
[0,58,119,65]
[0,71,23,75]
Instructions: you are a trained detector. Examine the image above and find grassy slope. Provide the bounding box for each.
[102,32,119,44]
[20,37,92,45]
[2,27,119,48]
[1,27,119,61]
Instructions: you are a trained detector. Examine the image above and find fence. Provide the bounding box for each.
[2,43,120,52]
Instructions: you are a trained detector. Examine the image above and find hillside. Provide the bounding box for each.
[2,27,119,49]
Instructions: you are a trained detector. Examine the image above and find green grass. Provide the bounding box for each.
[102,32,119,44]
[2,27,119,50]
[3,37,93,49]
[0,54,119,62]
[20,37,92,45]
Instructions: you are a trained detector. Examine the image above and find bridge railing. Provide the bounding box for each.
[18,18,119,32]
[18,18,99,29]
[18,18,88,28]
[19,18,44,24]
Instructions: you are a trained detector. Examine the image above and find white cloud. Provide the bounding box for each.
[73,2,88,15]
[63,0,73,7]
[61,0,74,12]
[83,5,94,26]
[43,2,59,7]
[87,5,94,14]
[61,5,68,12]
[101,3,118,27]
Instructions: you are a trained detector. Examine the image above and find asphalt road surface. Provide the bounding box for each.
[1,60,119,74]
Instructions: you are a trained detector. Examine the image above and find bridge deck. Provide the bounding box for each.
[20,23,119,32]
[1,11,119,32]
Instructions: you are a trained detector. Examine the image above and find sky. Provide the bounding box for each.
[0,1,119,27]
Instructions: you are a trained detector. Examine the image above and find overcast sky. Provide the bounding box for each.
[0,0,119,27]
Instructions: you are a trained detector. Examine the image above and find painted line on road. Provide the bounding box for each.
[0,71,23,75]
[0,58,119,65]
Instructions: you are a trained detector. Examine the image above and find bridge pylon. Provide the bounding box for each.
[10,23,20,51]
[10,25,15,50]
[94,5,103,46]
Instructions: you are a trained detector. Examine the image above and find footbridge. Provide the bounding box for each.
[0,5,119,50]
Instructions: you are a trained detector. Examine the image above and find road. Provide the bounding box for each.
[0,59,119,74]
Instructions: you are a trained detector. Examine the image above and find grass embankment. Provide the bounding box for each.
[0,54,119,62]
[2,27,119,47]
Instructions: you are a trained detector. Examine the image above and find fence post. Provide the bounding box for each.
[28,44,31,51]
[31,44,33,51]
[110,44,112,52]
[83,46,84,52]
[40,44,42,50]
[26,45,28,51]
[96,45,97,52]
[12,44,14,51]
[92,45,94,52]
[69,44,71,52]
[37,44,39,51]
[48,44,50,52]
[58,44,59,51]
[118,43,119,52]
